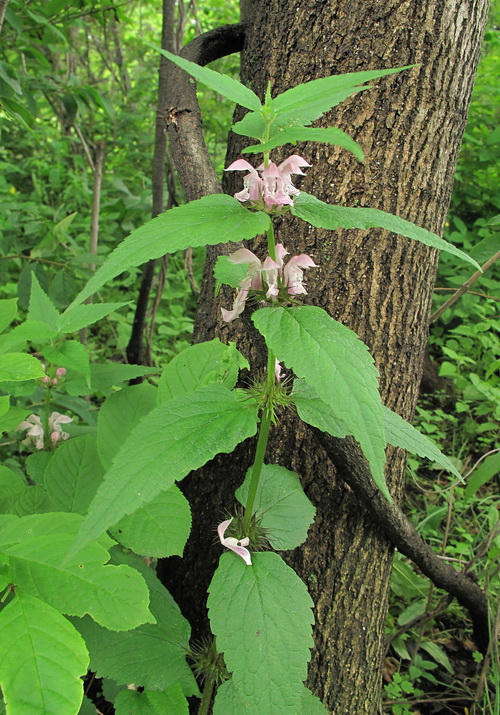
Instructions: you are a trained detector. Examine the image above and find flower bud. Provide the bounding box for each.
[56,367,66,378]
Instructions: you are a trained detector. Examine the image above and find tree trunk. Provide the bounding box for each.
[162,1,488,712]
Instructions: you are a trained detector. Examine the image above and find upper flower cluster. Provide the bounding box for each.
[222,243,317,322]
[17,411,72,450]
[225,154,310,212]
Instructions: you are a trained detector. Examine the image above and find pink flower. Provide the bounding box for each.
[275,359,284,382]
[217,518,252,566]
[221,243,317,322]
[225,155,311,212]
[17,411,73,450]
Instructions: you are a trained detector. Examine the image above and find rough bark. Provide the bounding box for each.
[161,2,489,712]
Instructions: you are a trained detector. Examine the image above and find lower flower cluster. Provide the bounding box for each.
[222,244,317,322]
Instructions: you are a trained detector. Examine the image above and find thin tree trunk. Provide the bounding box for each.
[89,141,105,274]
[163,1,489,712]
[126,0,175,366]
[81,140,105,344]
[0,0,10,36]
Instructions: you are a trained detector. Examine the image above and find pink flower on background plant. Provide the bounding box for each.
[17,411,73,450]
[217,518,252,566]
[221,243,317,322]
[225,155,311,211]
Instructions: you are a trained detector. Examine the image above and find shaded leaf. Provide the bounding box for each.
[65,363,158,397]
[236,464,315,550]
[110,486,191,558]
[73,550,194,693]
[157,339,249,403]
[464,452,500,502]
[292,378,351,439]
[0,298,17,334]
[114,685,188,715]
[44,435,105,513]
[382,406,462,478]
[292,192,481,271]
[97,383,158,470]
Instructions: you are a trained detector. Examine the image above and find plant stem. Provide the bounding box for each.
[242,349,276,533]
[43,385,51,450]
[198,675,215,715]
[266,221,276,262]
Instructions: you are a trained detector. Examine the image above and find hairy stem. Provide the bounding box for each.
[242,353,275,533]
[198,675,215,715]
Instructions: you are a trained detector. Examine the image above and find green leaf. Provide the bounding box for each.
[236,464,315,550]
[420,641,454,674]
[28,274,60,329]
[231,110,267,140]
[208,552,314,712]
[69,195,270,308]
[0,352,45,382]
[73,551,193,692]
[150,46,262,111]
[0,404,30,433]
[110,486,191,558]
[4,532,153,631]
[0,320,58,354]
[252,306,390,500]
[464,452,500,502]
[214,681,326,714]
[0,396,9,417]
[44,435,106,514]
[294,380,462,480]
[157,339,249,403]
[57,302,129,334]
[292,378,351,439]
[382,406,462,479]
[0,62,21,95]
[114,684,188,714]
[2,485,53,516]
[271,66,414,131]
[242,127,364,161]
[214,255,251,290]
[0,467,25,511]
[0,592,89,714]
[43,340,90,383]
[292,192,481,271]
[73,385,259,551]
[65,363,158,396]
[97,383,158,470]
[1,96,35,129]
[300,687,328,713]
[25,451,53,486]
[0,298,17,334]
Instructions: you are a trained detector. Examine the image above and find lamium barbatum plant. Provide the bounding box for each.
[0,48,482,715]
